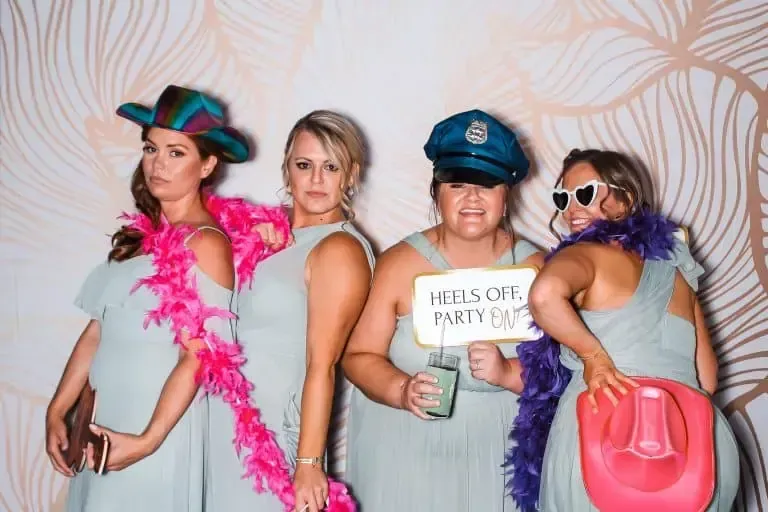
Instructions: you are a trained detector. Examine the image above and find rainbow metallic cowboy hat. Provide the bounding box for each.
[116,85,249,163]
[577,377,716,512]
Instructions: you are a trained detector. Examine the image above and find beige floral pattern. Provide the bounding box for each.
[1,1,766,510]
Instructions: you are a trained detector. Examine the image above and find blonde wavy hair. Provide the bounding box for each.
[281,110,366,219]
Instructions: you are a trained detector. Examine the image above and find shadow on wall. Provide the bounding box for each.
[337,109,383,257]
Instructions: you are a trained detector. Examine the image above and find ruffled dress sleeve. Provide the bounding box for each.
[74,261,110,321]
[669,238,705,291]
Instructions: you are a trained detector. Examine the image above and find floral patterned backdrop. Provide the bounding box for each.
[1,1,766,510]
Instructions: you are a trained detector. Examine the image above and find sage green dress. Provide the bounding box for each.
[205,221,374,510]
[66,227,235,512]
[345,232,540,511]
[538,240,741,511]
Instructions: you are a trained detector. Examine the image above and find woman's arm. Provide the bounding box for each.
[505,250,547,391]
[293,232,371,510]
[528,245,637,408]
[90,342,202,471]
[341,246,411,408]
[297,232,371,460]
[48,320,101,418]
[467,250,546,394]
[528,246,603,357]
[693,297,718,395]
[46,320,101,475]
[524,250,546,271]
[91,230,234,470]
[143,230,234,447]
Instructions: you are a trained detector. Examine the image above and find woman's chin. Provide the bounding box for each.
[294,198,340,217]
[452,222,497,240]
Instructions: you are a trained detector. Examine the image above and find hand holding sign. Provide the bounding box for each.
[412,265,539,347]
[468,342,508,386]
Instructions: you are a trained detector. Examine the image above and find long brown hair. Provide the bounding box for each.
[548,148,655,239]
[108,127,224,262]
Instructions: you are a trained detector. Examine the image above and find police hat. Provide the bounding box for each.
[423,109,529,187]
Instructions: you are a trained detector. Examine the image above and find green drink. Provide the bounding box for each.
[422,352,459,418]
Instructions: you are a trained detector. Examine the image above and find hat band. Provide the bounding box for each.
[435,151,519,175]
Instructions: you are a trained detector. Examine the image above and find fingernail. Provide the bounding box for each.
[438,388,443,395]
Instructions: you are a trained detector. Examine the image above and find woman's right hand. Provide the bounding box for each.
[45,409,74,477]
[582,349,639,413]
[253,223,294,250]
[399,372,443,420]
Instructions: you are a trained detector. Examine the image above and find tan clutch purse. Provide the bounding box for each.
[63,382,110,475]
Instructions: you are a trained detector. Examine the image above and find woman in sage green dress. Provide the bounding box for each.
[205,110,374,512]
[45,85,251,511]
[342,109,544,511]
[524,149,740,511]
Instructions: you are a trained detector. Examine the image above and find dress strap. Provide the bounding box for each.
[183,225,231,246]
[479,238,541,266]
[511,239,539,264]
[403,232,452,270]
[496,249,516,266]
[339,222,376,272]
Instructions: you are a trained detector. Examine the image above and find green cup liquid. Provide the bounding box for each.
[422,353,459,419]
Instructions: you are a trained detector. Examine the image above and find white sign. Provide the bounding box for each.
[412,265,539,347]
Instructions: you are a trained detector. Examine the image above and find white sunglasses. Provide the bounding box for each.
[552,179,622,212]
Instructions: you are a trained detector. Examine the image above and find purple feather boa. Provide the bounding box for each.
[504,210,680,511]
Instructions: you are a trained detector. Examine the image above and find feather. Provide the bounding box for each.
[504,210,679,511]
[120,193,357,512]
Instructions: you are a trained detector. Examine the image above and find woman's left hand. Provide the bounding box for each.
[468,342,508,387]
[293,463,328,512]
[87,424,155,472]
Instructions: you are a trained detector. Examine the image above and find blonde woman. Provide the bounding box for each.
[205,111,374,512]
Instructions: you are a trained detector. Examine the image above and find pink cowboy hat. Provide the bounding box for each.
[577,377,716,512]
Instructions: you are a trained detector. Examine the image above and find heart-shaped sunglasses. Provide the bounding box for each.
[552,179,622,212]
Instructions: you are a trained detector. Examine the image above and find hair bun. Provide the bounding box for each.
[564,148,583,165]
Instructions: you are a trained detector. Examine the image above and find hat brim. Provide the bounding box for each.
[116,103,250,164]
[434,154,527,186]
[435,167,506,188]
[196,127,250,164]
[577,377,716,510]
[116,102,154,126]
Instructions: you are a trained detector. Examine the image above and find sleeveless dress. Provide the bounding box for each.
[539,241,741,511]
[205,221,374,510]
[345,232,540,512]
[66,227,235,512]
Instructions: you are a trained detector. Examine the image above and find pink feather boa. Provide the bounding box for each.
[122,193,357,512]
